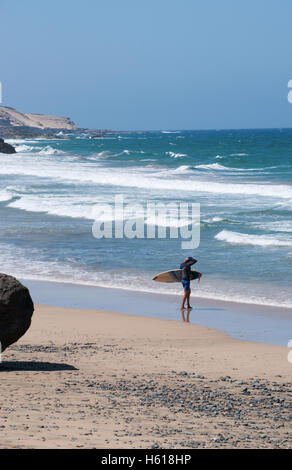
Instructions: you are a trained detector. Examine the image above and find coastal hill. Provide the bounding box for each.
[0,105,121,139]
[0,105,77,131]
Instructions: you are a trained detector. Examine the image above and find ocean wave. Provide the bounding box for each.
[170,165,191,174]
[275,200,292,210]
[215,230,292,247]
[5,139,39,145]
[16,144,44,153]
[87,151,111,160]
[93,215,199,228]
[161,131,180,134]
[7,191,200,225]
[166,151,187,158]
[0,188,13,202]
[98,150,133,158]
[195,163,277,172]
[195,163,230,170]
[0,159,291,199]
[230,153,248,156]
[15,144,35,153]
[7,195,94,219]
[145,216,199,228]
[39,146,65,156]
[203,216,224,223]
[252,221,292,233]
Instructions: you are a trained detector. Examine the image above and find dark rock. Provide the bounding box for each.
[151,442,160,449]
[0,138,16,154]
[0,273,34,352]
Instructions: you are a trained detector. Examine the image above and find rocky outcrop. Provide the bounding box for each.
[0,274,34,352]
[0,105,77,131]
[0,138,16,154]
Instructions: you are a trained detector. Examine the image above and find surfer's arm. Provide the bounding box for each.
[186,257,197,267]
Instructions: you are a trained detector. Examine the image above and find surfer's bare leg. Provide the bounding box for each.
[181,291,188,310]
[187,288,192,308]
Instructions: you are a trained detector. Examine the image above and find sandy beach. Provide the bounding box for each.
[1,0,292,455]
[0,302,291,449]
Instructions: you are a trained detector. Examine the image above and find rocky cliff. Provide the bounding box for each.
[0,106,77,131]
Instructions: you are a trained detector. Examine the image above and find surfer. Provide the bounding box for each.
[180,256,197,310]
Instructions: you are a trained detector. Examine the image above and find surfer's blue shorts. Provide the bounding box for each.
[181,280,190,291]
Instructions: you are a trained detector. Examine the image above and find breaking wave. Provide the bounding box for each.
[215,230,292,247]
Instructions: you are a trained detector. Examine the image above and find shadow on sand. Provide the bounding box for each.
[0,361,77,372]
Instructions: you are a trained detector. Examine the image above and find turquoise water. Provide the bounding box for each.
[0,129,292,307]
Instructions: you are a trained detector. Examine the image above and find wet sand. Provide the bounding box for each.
[0,304,291,449]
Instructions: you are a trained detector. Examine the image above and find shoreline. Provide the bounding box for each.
[21,278,292,346]
[18,273,292,310]
[1,303,291,448]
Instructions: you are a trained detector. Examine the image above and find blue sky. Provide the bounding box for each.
[1,0,292,130]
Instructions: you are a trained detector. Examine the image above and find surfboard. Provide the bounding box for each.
[152,269,202,283]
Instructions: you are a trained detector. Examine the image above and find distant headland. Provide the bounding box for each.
[0,105,116,139]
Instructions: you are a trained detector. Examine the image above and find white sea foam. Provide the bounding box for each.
[5,185,200,227]
[89,151,111,159]
[0,188,12,202]
[161,131,180,134]
[215,230,292,247]
[230,153,248,156]
[166,151,187,158]
[170,165,191,174]
[145,216,198,228]
[39,146,65,155]
[8,195,96,219]
[15,144,33,152]
[195,163,271,172]
[275,199,292,210]
[253,221,292,233]
[203,216,224,223]
[0,156,291,200]
[5,139,39,145]
[15,144,43,153]
[195,163,230,170]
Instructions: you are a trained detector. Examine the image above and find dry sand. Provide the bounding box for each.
[0,304,291,449]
